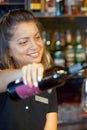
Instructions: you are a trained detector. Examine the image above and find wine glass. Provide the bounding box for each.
[81,78,87,113]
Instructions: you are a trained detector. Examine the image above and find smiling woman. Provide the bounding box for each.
[9,22,44,66]
[0,9,58,130]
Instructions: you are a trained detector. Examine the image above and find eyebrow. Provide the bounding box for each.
[17,37,29,42]
[17,32,40,41]
[17,31,40,41]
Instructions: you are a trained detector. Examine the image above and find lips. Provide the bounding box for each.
[27,52,40,58]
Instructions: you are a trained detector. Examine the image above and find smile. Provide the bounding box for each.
[28,52,40,57]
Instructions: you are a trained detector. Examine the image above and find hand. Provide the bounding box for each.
[21,63,44,88]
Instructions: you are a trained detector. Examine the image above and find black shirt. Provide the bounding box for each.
[0,67,58,130]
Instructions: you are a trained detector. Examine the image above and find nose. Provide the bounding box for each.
[29,39,38,50]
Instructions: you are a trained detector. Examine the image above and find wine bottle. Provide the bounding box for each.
[53,31,65,67]
[65,29,74,67]
[7,61,87,100]
[30,0,41,12]
[55,0,65,16]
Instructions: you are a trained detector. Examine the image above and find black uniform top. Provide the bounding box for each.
[0,67,58,130]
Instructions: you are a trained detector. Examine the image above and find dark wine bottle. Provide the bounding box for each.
[7,61,87,100]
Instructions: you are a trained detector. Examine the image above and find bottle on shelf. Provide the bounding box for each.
[71,0,81,15]
[65,0,72,15]
[84,29,87,60]
[45,0,56,16]
[60,31,65,48]
[74,30,86,64]
[55,0,65,16]
[65,29,74,67]
[42,31,51,52]
[42,30,47,45]
[45,32,51,53]
[30,0,41,12]
[53,31,65,67]
[65,0,81,15]
[74,30,86,75]
[7,60,87,100]
[81,0,87,16]
[83,29,87,76]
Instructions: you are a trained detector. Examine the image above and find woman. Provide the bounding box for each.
[0,9,58,130]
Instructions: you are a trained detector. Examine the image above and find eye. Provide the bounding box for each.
[18,40,28,45]
[35,34,41,40]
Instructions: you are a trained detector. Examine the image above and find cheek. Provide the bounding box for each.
[9,47,24,58]
[39,44,44,57]
[39,41,44,52]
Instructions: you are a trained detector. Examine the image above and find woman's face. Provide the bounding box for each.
[9,22,44,67]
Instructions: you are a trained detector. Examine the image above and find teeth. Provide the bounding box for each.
[29,53,39,57]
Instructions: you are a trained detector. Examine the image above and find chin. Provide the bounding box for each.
[31,59,41,63]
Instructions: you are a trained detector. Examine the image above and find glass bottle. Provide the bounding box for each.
[65,0,72,15]
[45,0,56,16]
[7,61,87,100]
[74,30,85,64]
[53,31,65,67]
[81,78,87,113]
[55,0,65,16]
[81,0,87,16]
[45,32,51,52]
[30,0,41,12]
[74,30,86,75]
[84,29,87,60]
[65,29,74,67]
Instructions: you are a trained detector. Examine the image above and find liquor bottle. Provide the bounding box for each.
[60,32,65,48]
[7,60,87,100]
[74,30,86,64]
[71,0,81,15]
[30,0,41,12]
[55,0,65,16]
[45,32,51,52]
[83,29,87,75]
[65,0,81,15]
[65,0,72,15]
[41,31,47,45]
[84,29,87,60]
[42,31,51,52]
[81,0,87,16]
[65,29,74,67]
[53,31,65,67]
[74,30,86,75]
[45,0,56,16]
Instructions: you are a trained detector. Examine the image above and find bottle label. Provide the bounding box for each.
[75,53,86,62]
[15,84,42,99]
[54,59,65,67]
[30,3,41,10]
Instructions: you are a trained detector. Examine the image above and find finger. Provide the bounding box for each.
[27,64,33,88]
[31,63,38,87]
[21,66,27,85]
[37,63,44,82]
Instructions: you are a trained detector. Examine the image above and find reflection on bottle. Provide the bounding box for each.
[81,78,87,113]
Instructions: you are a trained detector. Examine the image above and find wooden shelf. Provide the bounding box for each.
[32,12,87,18]
[0,2,25,5]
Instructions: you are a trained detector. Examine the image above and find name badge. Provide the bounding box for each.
[35,95,49,104]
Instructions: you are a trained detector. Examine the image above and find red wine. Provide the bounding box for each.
[7,61,87,100]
